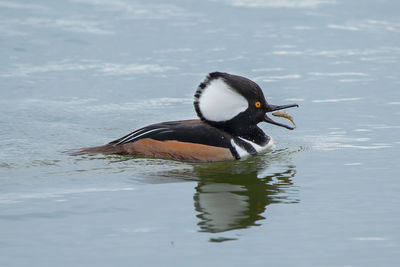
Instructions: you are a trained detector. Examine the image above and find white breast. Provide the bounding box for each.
[231,137,275,159]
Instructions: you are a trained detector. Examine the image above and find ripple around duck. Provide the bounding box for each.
[307,133,394,151]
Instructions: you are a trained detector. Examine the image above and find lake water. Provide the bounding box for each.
[1,0,400,266]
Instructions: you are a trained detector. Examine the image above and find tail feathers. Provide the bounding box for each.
[65,144,125,156]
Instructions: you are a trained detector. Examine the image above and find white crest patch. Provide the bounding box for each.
[197,78,248,122]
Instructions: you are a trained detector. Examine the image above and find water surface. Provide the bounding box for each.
[1,0,400,266]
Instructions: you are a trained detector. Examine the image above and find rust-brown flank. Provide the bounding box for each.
[122,138,234,162]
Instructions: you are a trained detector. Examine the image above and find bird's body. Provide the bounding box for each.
[71,72,298,162]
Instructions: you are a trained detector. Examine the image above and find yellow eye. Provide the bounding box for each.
[254,101,261,108]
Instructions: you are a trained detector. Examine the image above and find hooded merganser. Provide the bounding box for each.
[72,72,298,162]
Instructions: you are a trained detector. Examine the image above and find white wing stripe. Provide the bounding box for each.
[116,128,167,144]
[117,128,147,144]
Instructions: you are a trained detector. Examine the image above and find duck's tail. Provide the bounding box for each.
[65,144,125,156]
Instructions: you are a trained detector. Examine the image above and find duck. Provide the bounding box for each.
[71,72,298,162]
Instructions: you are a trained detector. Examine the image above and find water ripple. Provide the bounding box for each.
[253,74,302,82]
[312,97,363,103]
[218,0,336,8]
[71,0,198,20]
[1,61,178,77]
[309,72,368,77]
[328,20,400,33]
[0,187,134,204]
[0,1,48,10]
[309,133,393,151]
[0,17,113,35]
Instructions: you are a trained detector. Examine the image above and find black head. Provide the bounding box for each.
[194,72,298,130]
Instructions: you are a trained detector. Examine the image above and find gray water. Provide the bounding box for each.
[1,0,400,266]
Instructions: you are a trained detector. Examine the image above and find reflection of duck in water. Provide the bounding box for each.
[113,148,300,240]
[192,159,298,235]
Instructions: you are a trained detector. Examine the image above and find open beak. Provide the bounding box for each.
[264,103,299,130]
